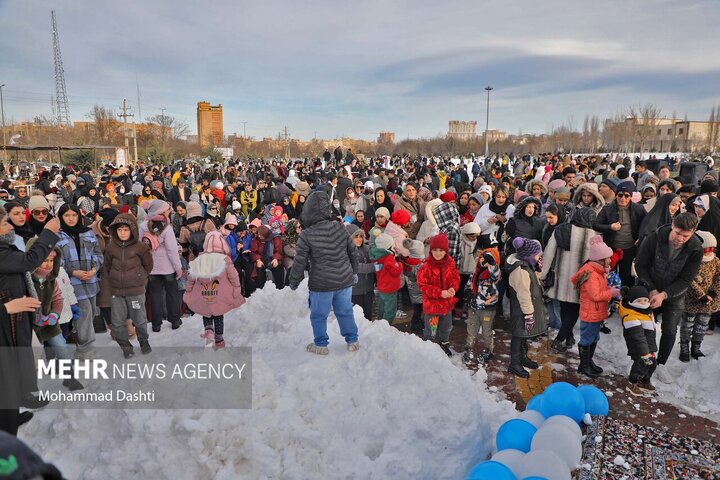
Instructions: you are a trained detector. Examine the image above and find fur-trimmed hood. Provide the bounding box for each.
[572,182,605,211]
[188,252,229,279]
[514,195,543,220]
[424,198,443,227]
[526,179,548,196]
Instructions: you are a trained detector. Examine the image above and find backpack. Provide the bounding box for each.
[189,219,208,257]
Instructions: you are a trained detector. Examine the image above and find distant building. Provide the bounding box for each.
[448,120,477,140]
[603,116,720,152]
[378,131,395,144]
[184,134,198,144]
[197,101,224,147]
[484,129,507,142]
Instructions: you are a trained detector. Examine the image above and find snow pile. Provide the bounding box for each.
[22,283,515,479]
[594,314,720,422]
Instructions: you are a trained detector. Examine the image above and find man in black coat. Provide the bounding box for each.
[167,178,192,207]
[635,212,703,365]
[289,191,359,355]
[0,212,60,435]
[594,181,646,287]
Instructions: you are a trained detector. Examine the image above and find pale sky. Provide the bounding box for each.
[1,0,719,141]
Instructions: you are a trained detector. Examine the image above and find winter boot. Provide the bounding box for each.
[439,342,453,357]
[118,340,134,359]
[600,323,612,334]
[140,340,152,355]
[508,337,530,378]
[306,343,329,355]
[577,345,600,378]
[679,342,690,362]
[520,339,539,369]
[565,335,576,347]
[213,340,226,351]
[691,341,706,359]
[171,319,183,330]
[462,346,475,364]
[201,328,215,347]
[588,342,604,374]
[347,342,361,352]
[626,382,645,396]
[480,348,494,363]
[551,337,568,353]
[17,411,34,428]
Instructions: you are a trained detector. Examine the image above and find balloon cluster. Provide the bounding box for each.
[466,382,609,480]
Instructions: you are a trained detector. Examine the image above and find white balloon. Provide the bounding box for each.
[544,415,583,442]
[531,423,582,470]
[490,449,525,477]
[514,449,572,480]
[517,409,545,429]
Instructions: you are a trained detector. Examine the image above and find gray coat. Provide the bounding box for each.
[352,243,375,295]
[289,191,358,292]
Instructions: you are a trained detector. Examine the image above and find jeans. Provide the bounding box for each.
[148,274,181,328]
[351,291,374,321]
[75,297,97,356]
[548,299,562,329]
[43,333,72,362]
[309,287,359,347]
[579,321,602,346]
[377,292,398,323]
[656,296,685,365]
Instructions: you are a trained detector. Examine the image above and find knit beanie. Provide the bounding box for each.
[616,181,635,195]
[469,193,484,205]
[548,179,566,192]
[403,238,425,259]
[626,284,650,306]
[616,167,630,180]
[232,200,242,211]
[439,191,456,203]
[185,201,203,219]
[588,235,614,261]
[391,209,411,226]
[429,233,449,253]
[478,185,493,197]
[145,199,171,221]
[514,190,529,205]
[374,207,390,219]
[601,177,620,193]
[513,237,542,262]
[375,232,394,251]
[694,194,710,214]
[203,230,230,255]
[700,179,719,194]
[28,195,50,212]
[554,187,571,200]
[224,214,238,227]
[0,431,64,480]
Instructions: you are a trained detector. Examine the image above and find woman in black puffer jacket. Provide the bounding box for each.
[505,196,544,255]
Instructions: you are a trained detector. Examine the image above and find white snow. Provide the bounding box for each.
[591,314,720,422]
[20,283,516,479]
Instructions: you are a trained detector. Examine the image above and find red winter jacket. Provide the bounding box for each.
[374,252,402,294]
[571,261,613,323]
[417,255,460,315]
[250,235,283,279]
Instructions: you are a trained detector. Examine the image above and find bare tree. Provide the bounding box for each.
[626,103,662,154]
[86,105,119,144]
[146,114,190,140]
[708,106,719,152]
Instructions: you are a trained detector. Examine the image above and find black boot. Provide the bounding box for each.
[679,342,690,362]
[439,342,452,357]
[508,337,529,378]
[140,340,152,355]
[588,342,604,374]
[691,341,705,359]
[551,337,568,353]
[565,335,576,347]
[577,345,600,378]
[118,340,134,359]
[520,339,539,369]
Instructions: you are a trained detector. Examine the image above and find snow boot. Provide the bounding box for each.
[439,342,452,357]
[577,345,600,378]
[520,339,539,369]
[201,328,215,347]
[679,342,690,362]
[565,335,576,347]
[600,323,611,334]
[626,383,645,396]
[347,342,361,352]
[551,337,568,353]
[637,381,656,392]
[462,346,475,364]
[306,343,329,355]
[118,340,134,359]
[588,342,604,374]
[213,340,226,351]
[691,341,705,359]
[508,337,530,378]
[140,340,152,355]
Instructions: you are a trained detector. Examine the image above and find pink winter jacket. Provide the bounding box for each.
[183,252,245,317]
[383,221,410,257]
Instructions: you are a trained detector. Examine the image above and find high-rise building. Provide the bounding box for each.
[378,131,395,144]
[448,120,477,140]
[197,101,223,146]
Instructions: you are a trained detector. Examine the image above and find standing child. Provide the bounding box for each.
[402,238,425,335]
[184,230,245,349]
[464,246,501,364]
[369,232,402,324]
[346,225,375,320]
[570,235,619,378]
[603,248,624,333]
[103,213,154,358]
[620,285,658,395]
[680,230,720,361]
[416,233,461,356]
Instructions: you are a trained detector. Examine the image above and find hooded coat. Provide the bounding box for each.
[637,193,680,245]
[103,213,154,297]
[433,202,462,268]
[505,196,544,253]
[394,194,425,239]
[416,198,442,254]
[572,182,606,214]
[288,191,358,292]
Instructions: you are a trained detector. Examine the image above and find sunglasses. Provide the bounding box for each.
[616,193,631,198]
[0,196,8,200]
[33,209,49,215]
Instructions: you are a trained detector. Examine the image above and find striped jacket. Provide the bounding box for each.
[57,230,104,301]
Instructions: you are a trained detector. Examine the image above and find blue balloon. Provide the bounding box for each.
[467,461,517,480]
[522,477,549,480]
[496,419,537,453]
[526,394,543,413]
[577,384,609,416]
[539,382,586,423]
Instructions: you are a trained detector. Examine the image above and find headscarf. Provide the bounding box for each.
[4,201,34,243]
[57,203,90,259]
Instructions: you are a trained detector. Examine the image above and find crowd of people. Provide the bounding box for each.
[0,151,717,437]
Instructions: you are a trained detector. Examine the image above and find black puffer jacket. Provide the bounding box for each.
[505,196,544,254]
[635,224,703,299]
[289,191,358,292]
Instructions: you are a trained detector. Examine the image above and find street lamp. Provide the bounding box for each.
[484,86,493,159]
[0,84,6,162]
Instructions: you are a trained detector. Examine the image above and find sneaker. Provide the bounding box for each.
[637,382,656,392]
[306,343,329,355]
[480,349,494,363]
[626,383,645,396]
[462,347,475,363]
[395,310,408,319]
[140,340,152,355]
[66,330,77,344]
[347,342,361,352]
[63,378,84,391]
[439,342,452,357]
[213,340,226,351]
[19,394,50,409]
